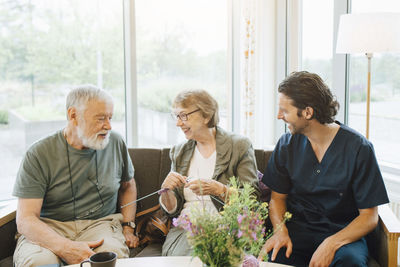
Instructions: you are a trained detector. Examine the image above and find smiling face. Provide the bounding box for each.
[277,93,310,135]
[172,105,210,140]
[76,99,113,150]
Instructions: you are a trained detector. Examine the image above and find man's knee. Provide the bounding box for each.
[332,252,367,267]
[331,241,368,267]
[14,245,60,267]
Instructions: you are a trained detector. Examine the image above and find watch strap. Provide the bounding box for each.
[121,221,136,228]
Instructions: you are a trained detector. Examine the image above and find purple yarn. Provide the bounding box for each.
[158,188,169,194]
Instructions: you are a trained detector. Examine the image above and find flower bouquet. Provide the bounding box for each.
[173,178,272,267]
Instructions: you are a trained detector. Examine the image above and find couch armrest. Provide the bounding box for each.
[0,200,17,261]
[0,200,17,227]
[377,204,400,267]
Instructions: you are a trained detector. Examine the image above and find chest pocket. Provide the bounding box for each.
[97,165,121,199]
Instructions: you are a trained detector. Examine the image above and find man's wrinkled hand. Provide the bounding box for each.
[258,229,292,262]
[309,238,337,267]
[123,227,139,248]
[60,239,103,264]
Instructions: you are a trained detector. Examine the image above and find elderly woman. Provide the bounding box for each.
[159,89,260,256]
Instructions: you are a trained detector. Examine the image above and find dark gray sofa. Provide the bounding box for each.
[1,148,399,266]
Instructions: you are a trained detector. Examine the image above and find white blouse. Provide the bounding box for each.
[160,146,217,215]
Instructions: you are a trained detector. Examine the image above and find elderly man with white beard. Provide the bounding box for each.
[12,85,138,267]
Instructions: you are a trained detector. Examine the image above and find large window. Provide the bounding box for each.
[0,0,230,202]
[0,0,125,201]
[301,0,334,87]
[135,0,229,147]
[348,0,400,166]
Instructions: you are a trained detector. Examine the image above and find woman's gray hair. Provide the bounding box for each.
[66,85,113,116]
[173,89,219,128]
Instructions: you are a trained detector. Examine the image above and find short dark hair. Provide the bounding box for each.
[278,71,339,124]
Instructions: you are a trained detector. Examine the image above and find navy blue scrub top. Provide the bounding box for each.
[263,122,389,234]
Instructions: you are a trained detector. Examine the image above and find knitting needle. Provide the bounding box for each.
[120,188,169,209]
[122,176,194,209]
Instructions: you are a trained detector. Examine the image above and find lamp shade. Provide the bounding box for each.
[336,13,400,54]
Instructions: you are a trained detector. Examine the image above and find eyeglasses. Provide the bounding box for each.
[170,108,200,121]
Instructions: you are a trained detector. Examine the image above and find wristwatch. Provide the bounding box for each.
[121,221,136,229]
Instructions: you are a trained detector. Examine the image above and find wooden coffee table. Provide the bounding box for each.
[70,256,291,266]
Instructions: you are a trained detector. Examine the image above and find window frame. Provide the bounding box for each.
[339,0,400,175]
[123,0,138,147]
[292,0,400,175]
[123,0,400,177]
[124,0,235,146]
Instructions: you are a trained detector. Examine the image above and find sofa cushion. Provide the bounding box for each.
[135,243,162,257]
[257,171,271,203]
[129,149,163,212]
[0,256,12,267]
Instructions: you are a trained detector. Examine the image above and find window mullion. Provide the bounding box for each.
[123,0,138,147]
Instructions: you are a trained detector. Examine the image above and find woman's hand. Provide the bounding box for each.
[161,171,187,190]
[185,179,226,196]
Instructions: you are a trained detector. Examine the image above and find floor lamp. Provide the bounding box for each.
[336,13,400,139]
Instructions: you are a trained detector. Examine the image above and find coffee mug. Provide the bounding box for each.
[80,252,117,267]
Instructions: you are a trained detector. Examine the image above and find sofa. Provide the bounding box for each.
[0,148,399,266]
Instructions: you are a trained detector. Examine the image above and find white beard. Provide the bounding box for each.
[77,125,110,150]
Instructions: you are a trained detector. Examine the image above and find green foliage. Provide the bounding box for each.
[0,1,228,116]
[304,55,400,103]
[350,91,366,102]
[0,110,8,124]
[138,79,181,113]
[220,179,269,257]
[15,106,65,121]
[138,77,225,113]
[349,87,386,103]
[0,0,126,112]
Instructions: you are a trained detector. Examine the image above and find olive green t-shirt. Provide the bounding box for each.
[13,130,134,221]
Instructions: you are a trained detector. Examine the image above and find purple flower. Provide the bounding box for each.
[183,221,193,232]
[173,213,193,232]
[172,217,179,227]
[251,232,257,241]
[237,214,245,224]
[242,254,259,267]
[237,230,243,238]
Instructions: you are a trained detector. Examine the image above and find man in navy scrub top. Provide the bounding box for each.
[259,71,389,267]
